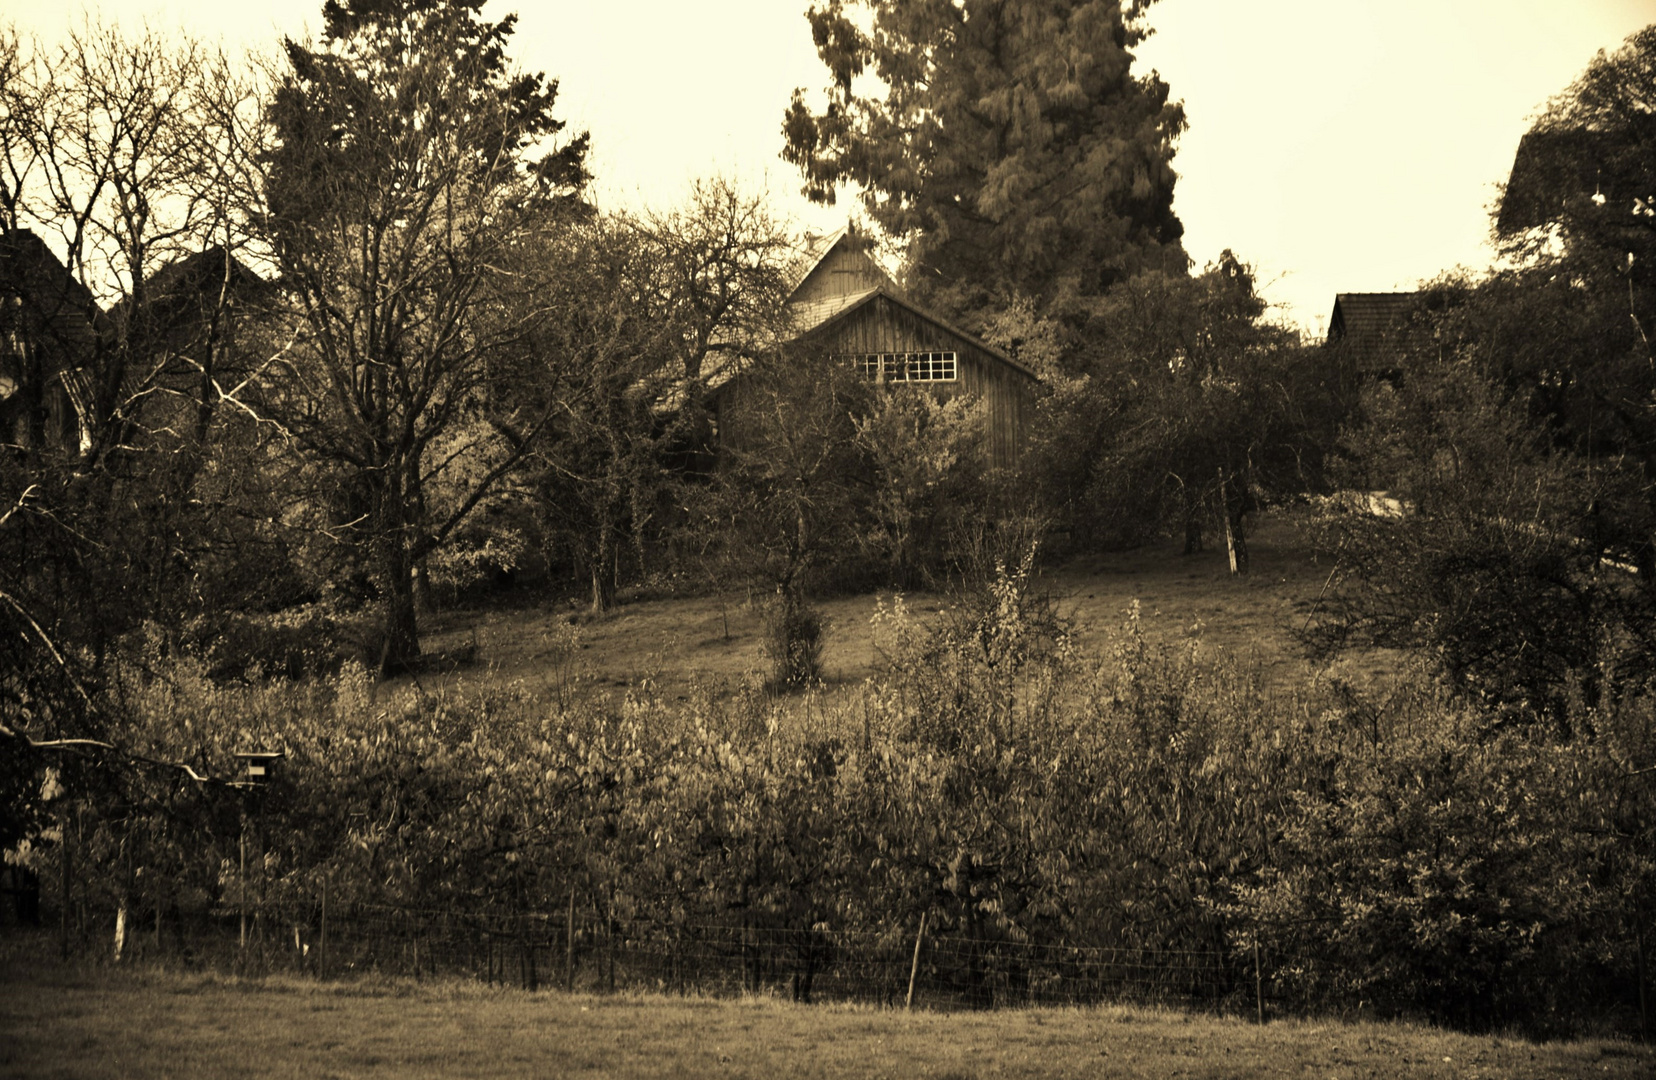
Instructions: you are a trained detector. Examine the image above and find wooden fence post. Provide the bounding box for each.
[1254,935,1265,1025]
[565,890,576,993]
[58,803,71,961]
[238,818,247,952]
[319,877,329,978]
[606,885,616,994]
[906,912,927,1010]
[1638,919,1650,1044]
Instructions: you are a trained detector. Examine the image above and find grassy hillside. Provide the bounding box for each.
[417,511,1382,702]
[4,955,1649,1080]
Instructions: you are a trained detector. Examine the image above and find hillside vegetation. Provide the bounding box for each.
[7,523,1648,1038]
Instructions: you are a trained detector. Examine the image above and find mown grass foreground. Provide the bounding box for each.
[2,954,1650,1080]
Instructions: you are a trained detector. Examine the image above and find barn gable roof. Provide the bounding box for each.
[667,225,1039,409]
[781,226,1036,382]
[792,283,1038,381]
[785,226,849,291]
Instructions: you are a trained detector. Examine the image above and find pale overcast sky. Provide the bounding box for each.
[7,0,1656,332]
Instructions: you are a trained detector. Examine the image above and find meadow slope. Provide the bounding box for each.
[3,954,1650,1080]
[417,512,1385,702]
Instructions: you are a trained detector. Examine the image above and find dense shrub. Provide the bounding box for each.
[1228,679,1628,1032]
[760,592,824,691]
[8,577,1654,1033]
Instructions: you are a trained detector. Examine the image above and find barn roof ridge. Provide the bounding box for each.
[783,225,854,295]
[793,281,1037,381]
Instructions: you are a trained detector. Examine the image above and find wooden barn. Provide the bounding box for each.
[710,228,1038,469]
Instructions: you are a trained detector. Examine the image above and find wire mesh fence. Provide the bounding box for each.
[23,887,1261,1014]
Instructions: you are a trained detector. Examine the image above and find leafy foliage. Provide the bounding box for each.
[1029,253,1338,551]
[14,589,1656,1033]
[258,0,590,671]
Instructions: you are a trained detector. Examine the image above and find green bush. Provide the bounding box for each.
[11,609,1653,1034]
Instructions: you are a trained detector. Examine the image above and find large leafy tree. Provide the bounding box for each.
[781,0,1187,324]
[259,0,589,672]
[1313,26,1656,724]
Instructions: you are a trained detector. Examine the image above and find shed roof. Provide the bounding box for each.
[1327,292,1425,372]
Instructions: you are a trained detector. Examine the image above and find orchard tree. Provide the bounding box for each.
[519,217,668,613]
[781,0,1187,325]
[631,178,797,387]
[510,182,796,612]
[624,177,797,471]
[1031,252,1331,555]
[707,348,872,688]
[258,0,589,672]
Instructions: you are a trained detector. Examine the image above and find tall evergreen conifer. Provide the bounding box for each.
[782,0,1187,325]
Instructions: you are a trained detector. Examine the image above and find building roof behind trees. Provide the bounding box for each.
[1497,128,1648,236]
[1327,291,1424,374]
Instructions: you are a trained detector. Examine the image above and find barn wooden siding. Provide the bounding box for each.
[808,294,1032,470]
[790,240,892,305]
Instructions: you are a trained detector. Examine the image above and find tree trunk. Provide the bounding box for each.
[379,535,421,675]
[413,558,434,615]
[589,526,616,614]
[1223,467,1252,576]
[1182,496,1204,554]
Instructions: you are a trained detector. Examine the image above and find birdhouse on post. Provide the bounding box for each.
[233,750,285,786]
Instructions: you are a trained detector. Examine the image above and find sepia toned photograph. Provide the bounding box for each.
[3,1,1656,1075]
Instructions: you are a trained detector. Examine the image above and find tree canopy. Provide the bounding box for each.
[781,0,1187,325]
[1315,25,1656,724]
[258,0,590,672]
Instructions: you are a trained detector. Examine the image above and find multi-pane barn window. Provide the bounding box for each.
[844,351,958,382]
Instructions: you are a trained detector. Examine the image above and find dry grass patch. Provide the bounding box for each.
[2,956,1648,1080]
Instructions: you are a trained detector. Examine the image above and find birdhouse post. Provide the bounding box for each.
[231,750,284,957]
